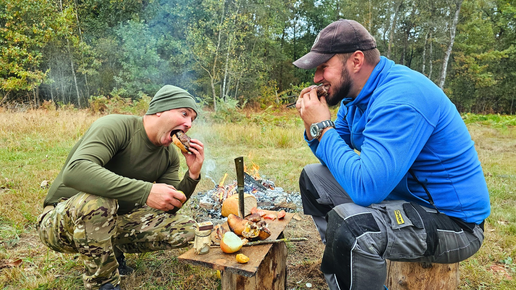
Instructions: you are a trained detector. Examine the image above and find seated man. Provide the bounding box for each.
[293,19,490,290]
[37,85,205,290]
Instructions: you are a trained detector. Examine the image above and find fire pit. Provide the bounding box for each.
[188,170,302,225]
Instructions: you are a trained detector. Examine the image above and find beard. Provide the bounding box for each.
[326,66,352,107]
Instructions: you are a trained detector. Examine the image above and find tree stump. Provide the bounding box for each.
[221,241,287,290]
[385,260,459,290]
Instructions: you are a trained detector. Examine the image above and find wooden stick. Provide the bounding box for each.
[243,237,307,246]
[203,237,308,247]
[285,102,296,108]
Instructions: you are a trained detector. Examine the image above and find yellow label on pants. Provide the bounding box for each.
[394,210,405,225]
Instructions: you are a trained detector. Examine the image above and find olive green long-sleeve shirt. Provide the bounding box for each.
[44,114,200,214]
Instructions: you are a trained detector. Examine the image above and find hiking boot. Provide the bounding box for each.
[99,283,121,290]
[116,254,134,276]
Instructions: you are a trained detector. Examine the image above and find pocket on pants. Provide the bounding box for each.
[38,208,77,254]
[378,201,428,260]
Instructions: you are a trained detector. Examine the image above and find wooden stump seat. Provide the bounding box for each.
[385,260,459,290]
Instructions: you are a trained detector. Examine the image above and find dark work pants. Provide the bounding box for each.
[299,164,485,290]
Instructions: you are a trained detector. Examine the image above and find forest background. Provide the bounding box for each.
[2,0,516,114]
[2,1,516,289]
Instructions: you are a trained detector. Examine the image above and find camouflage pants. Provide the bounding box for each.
[37,192,196,290]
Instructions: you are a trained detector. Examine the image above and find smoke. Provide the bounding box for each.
[202,158,218,187]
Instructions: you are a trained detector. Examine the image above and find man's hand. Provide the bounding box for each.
[182,138,204,180]
[296,86,332,140]
[147,183,187,211]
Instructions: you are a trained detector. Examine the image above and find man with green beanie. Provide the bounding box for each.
[37,85,204,290]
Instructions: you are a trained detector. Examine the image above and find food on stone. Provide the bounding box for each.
[172,131,191,153]
[221,194,257,217]
[227,214,251,236]
[220,232,243,253]
[236,253,250,264]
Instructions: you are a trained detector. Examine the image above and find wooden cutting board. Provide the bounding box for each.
[178,210,293,277]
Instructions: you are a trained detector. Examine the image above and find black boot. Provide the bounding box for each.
[116,254,134,276]
[99,283,121,290]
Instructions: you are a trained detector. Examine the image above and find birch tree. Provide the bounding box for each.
[439,0,463,89]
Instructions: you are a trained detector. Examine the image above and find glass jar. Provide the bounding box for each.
[194,221,213,255]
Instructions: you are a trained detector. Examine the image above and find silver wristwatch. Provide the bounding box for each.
[310,120,335,139]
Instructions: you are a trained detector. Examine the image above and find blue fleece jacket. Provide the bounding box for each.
[307,57,490,224]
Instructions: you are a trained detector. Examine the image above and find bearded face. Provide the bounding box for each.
[326,65,353,107]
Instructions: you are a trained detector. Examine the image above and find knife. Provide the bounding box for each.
[234,156,245,218]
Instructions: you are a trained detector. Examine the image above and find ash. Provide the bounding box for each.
[187,173,303,225]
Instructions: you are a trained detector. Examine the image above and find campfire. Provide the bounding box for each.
[189,163,302,224]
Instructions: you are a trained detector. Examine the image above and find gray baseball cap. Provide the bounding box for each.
[293,19,377,69]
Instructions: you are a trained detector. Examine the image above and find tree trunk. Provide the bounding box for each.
[0,91,10,106]
[278,28,286,90]
[293,16,297,61]
[439,0,463,89]
[386,261,459,290]
[388,0,403,59]
[50,80,55,104]
[70,54,80,107]
[223,2,239,102]
[222,35,231,102]
[510,94,514,115]
[428,31,434,81]
[212,2,226,110]
[59,0,81,107]
[422,30,429,75]
[211,77,217,111]
[73,0,90,99]
[368,0,372,31]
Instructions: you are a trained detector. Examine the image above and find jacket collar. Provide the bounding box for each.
[342,56,394,108]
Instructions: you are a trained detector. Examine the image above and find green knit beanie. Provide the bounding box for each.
[146,85,199,115]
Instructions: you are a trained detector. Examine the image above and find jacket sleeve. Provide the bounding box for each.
[315,104,434,206]
[305,104,352,164]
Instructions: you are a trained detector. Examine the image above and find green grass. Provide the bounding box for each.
[0,108,515,289]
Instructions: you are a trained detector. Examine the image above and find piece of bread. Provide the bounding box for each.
[172,131,191,153]
[221,194,257,217]
[316,84,330,97]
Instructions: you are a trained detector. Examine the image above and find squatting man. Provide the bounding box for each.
[37,85,204,290]
[293,19,490,290]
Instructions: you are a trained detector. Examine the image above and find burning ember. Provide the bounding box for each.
[189,166,302,224]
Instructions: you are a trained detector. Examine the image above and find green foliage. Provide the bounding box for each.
[447,0,516,114]
[114,21,167,96]
[462,113,516,127]
[88,90,151,115]
[255,80,280,108]
[210,96,245,123]
[0,0,63,94]
[2,0,516,114]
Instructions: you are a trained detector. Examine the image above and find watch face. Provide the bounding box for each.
[310,124,319,138]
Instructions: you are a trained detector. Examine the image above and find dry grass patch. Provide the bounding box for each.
[1,109,515,289]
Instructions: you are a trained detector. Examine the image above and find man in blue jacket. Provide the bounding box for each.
[293,19,490,290]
